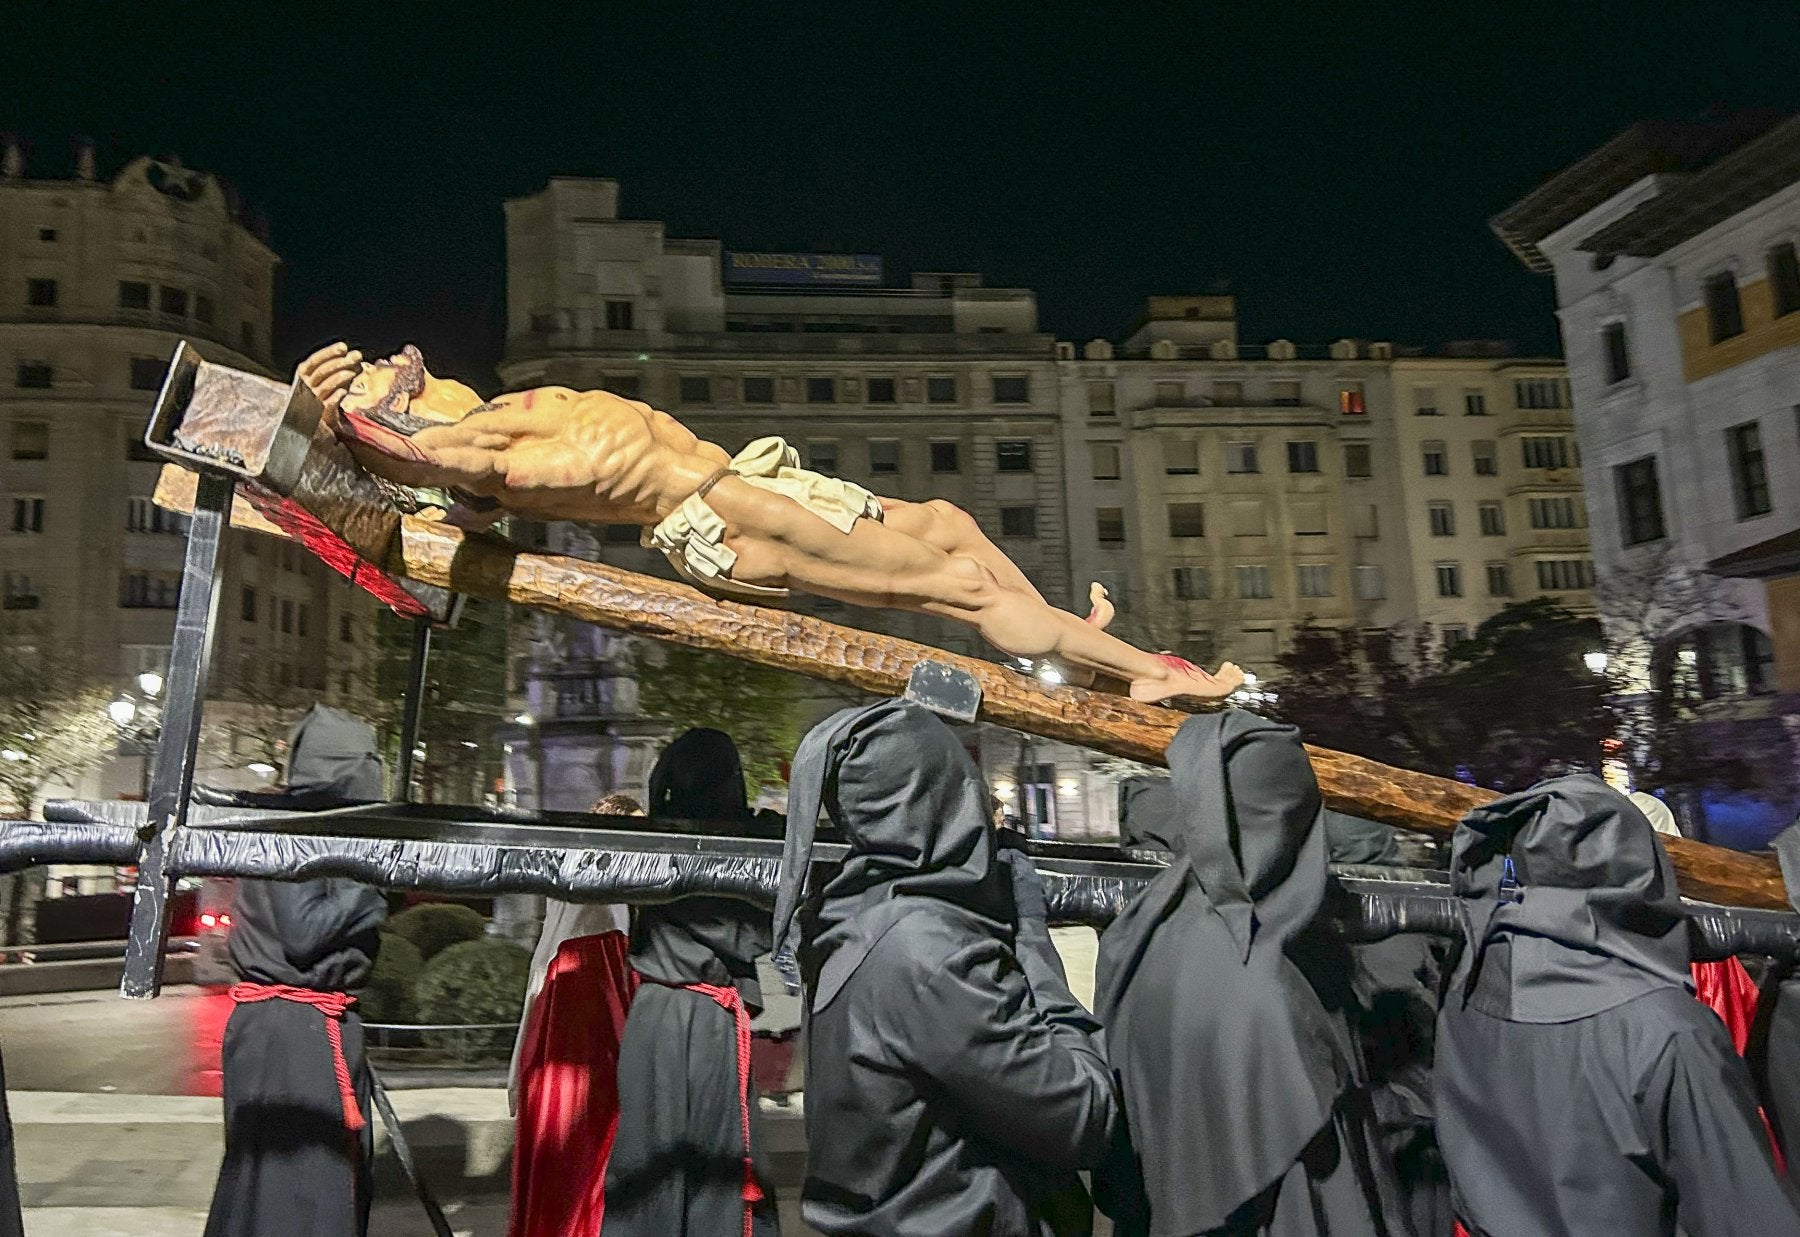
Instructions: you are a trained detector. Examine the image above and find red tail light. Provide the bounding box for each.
[199,913,216,928]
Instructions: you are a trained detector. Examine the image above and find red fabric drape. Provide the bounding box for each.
[1692,957,1786,1173]
[506,931,637,1237]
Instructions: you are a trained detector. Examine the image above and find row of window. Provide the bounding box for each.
[1425,497,1581,537]
[1090,434,1571,482]
[1702,244,1800,347]
[1159,557,1589,603]
[1149,500,1331,540]
[801,438,1034,476]
[17,276,257,355]
[1413,389,1492,417]
[2,496,194,535]
[674,372,1033,407]
[14,356,184,393]
[1614,413,1783,548]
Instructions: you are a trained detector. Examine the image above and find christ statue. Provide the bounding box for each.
[297,343,1244,704]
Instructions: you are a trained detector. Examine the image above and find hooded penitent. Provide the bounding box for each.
[776,700,1116,1237]
[1751,819,1800,1188]
[1094,709,1408,1237]
[604,728,779,1237]
[204,704,388,1237]
[1434,776,1800,1236]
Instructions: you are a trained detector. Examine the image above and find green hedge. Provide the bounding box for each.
[355,931,423,1024]
[385,903,487,961]
[414,937,531,1061]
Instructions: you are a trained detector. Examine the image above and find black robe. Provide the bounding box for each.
[774,701,1119,1237]
[1434,776,1800,1237]
[1324,812,1451,1237]
[0,1047,21,1237]
[1094,710,1410,1237]
[204,705,388,1237]
[1750,820,1800,1188]
[604,729,780,1237]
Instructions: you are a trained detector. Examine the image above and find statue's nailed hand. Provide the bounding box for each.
[296,342,363,417]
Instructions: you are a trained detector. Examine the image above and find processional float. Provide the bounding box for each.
[0,341,1794,1003]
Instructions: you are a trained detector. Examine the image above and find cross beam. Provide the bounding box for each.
[146,347,1791,912]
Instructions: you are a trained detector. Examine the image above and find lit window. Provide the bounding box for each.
[1338,383,1366,415]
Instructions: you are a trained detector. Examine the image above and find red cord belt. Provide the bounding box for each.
[649,978,765,1237]
[229,983,367,1133]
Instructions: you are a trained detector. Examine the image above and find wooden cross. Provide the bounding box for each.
[148,347,1790,912]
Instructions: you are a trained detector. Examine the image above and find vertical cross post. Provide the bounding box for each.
[393,619,432,801]
[121,471,233,998]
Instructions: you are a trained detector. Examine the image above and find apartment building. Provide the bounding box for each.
[1494,111,1800,838]
[496,177,1107,835]
[0,142,379,804]
[1060,298,1586,669]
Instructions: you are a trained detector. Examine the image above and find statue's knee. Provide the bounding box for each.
[925,498,979,535]
[945,554,1000,607]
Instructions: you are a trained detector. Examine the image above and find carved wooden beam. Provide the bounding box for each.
[152,463,1790,911]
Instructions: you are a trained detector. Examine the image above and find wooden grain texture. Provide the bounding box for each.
[389,515,1790,912]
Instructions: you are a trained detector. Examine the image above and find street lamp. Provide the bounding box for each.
[107,677,163,800]
[107,698,137,728]
[1583,651,1609,676]
[136,670,164,699]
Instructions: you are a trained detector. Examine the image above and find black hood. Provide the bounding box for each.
[1448,773,1691,1023]
[1166,708,1329,961]
[284,705,383,803]
[647,727,750,822]
[631,728,770,1006]
[1117,774,1177,852]
[1323,809,1404,866]
[775,700,1011,1009]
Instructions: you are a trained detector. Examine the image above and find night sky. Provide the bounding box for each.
[6,1,1799,384]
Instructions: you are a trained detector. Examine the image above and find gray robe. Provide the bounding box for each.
[1434,776,1800,1237]
[774,701,1119,1236]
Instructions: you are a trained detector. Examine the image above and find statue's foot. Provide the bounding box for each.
[1084,582,1115,629]
[1130,656,1246,704]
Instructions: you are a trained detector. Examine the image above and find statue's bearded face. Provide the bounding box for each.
[337,345,428,426]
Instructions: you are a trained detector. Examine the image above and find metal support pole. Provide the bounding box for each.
[393,620,432,802]
[121,472,233,998]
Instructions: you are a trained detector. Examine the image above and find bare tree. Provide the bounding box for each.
[1590,545,1754,799]
[0,617,120,943]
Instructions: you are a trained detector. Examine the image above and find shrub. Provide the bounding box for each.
[385,903,487,961]
[355,931,423,1024]
[414,937,532,1061]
